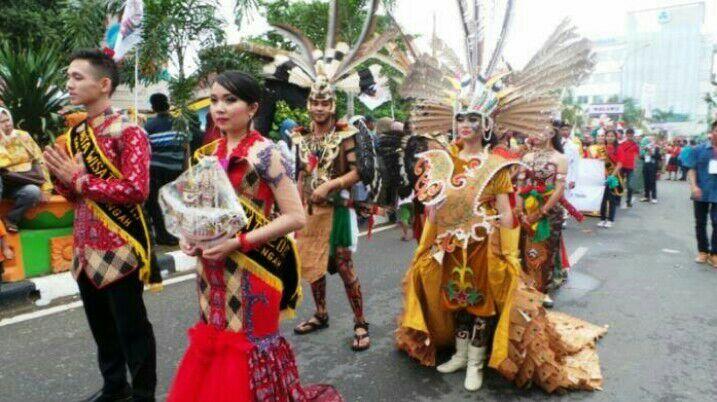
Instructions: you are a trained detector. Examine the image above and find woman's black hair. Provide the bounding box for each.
[549,126,563,153]
[483,127,498,148]
[213,70,262,105]
[605,129,619,147]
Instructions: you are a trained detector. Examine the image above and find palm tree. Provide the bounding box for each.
[561,92,586,128]
[706,92,716,108]
[0,42,67,146]
[59,0,125,51]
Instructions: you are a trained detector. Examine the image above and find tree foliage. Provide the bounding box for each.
[621,97,646,129]
[0,0,407,143]
[0,1,125,56]
[145,0,225,80]
[256,0,407,120]
[195,45,264,86]
[0,42,67,146]
[261,0,391,53]
[561,90,586,128]
[59,1,114,52]
[706,91,717,108]
[269,100,310,140]
[0,1,64,50]
[650,108,689,123]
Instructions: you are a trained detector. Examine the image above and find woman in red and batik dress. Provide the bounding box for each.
[167,71,342,402]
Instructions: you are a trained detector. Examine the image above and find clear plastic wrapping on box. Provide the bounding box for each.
[159,156,248,248]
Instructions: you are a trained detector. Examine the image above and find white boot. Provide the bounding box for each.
[464,345,486,391]
[437,337,469,373]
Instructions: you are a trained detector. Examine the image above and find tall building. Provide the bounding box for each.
[574,37,626,106]
[574,1,716,135]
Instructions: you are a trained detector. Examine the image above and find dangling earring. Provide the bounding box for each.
[482,116,493,142]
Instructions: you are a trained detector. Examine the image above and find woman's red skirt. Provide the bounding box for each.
[168,323,343,402]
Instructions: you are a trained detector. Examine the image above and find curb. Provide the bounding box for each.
[0,280,39,308]
[1,222,396,309]
[16,251,193,307]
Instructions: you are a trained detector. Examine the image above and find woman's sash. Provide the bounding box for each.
[194,141,302,316]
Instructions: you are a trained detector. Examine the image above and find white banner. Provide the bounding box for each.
[587,104,624,116]
[113,0,144,62]
[566,159,605,212]
[358,84,392,110]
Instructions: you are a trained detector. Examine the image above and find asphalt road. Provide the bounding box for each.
[1,179,716,402]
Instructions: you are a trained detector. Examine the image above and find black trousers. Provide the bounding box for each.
[620,168,634,205]
[643,162,658,200]
[680,165,688,181]
[694,201,717,254]
[147,166,182,244]
[600,185,617,222]
[78,270,157,401]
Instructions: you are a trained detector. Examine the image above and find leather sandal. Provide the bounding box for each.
[294,313,329,335]
[351,322,371,352]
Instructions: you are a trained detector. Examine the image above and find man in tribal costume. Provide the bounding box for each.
[237,0,397,351]
[290,78,370,351]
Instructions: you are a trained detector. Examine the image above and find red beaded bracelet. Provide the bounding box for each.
[238,232,255,254]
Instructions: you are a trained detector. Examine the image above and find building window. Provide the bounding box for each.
[593,95,604,104]
[577,96,589,104]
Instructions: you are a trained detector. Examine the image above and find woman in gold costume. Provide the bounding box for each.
[397,110,517,391]
[396,118,608,394]
[395,3,606,393]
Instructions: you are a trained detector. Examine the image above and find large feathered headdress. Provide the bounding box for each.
[400,0,595,137]
[237,0,396,105]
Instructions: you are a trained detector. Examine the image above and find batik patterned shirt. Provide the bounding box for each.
[54,109,150,288]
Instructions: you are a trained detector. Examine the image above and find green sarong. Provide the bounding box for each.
[329,193,353,256]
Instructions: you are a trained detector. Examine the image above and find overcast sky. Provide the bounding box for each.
[215,0,716,71]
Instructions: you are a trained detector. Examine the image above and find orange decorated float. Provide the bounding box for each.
[1,195,74,282]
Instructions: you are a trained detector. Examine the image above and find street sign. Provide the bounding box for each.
[587,104,624,115]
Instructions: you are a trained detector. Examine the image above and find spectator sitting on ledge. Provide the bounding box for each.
[0,107,52,233]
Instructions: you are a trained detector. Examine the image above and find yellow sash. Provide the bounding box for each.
[194,141,302,317]
[67,121,152,283]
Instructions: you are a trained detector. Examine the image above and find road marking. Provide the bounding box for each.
[569,246,588,267]
[359,223,397,237]
[0,300,84,327]
[158,273,197,286]
[661,248,680,254]
[0,274,200,328]
[0,225,399,327]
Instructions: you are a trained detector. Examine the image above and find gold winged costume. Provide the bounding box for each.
[395,0,606,393]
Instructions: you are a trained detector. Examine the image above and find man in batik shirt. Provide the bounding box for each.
[43,49,156,402]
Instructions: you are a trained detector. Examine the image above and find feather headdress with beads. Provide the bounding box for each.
[400,0,595,137]
[235,0,396,101]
